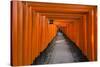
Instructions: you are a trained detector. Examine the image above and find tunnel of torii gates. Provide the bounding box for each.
[11,1,97,66]
[48,18,88,57]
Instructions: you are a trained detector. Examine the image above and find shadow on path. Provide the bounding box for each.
[32,31,89,65]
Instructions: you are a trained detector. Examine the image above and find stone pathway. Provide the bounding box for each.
[32,31,88,65]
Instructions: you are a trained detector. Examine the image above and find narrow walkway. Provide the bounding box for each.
[32,31,88,65]
[48,32,75,63]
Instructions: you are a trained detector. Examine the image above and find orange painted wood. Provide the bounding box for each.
[11,1,18,65]
[11,1,97,66]
[23,3,33,65]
